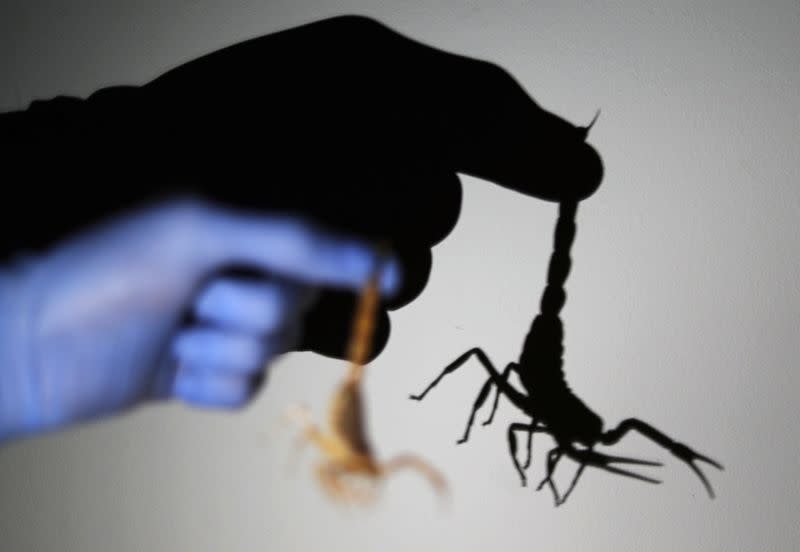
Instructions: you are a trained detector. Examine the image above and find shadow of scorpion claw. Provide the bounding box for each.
[671,442,725,499]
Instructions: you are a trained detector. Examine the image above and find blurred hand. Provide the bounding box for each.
[0,199,399,443]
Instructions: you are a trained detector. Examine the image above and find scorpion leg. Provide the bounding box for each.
[482,363,519,426]
[559,461,587,506]
[410,348,494,401]
[536,446,661,505]
[522,424,540,470]
[457,377,493,444]
[560,448,632,504]
[411,348,532,431]
[458,363,516,444]
[536,447,565,506]
[465,349,532,416]
[600,418,724,498]
[442,348,532,416]
[507,422,544,486]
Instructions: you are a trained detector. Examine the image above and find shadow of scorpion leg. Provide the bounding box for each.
[567,447,663,485]
[457,378,493,444]
[508,421,547,485]
[410,348,488,401]
[481,363,518,426]
[507,422,536,486]
[536,447,565,506]
[522,423,540,470]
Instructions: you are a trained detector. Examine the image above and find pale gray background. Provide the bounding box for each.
[1,1,798,551]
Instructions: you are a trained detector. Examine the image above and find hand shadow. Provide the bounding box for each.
[0,15,603,361]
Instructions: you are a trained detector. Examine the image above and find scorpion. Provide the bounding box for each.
[410,197,724,506]
[287,249,447,505]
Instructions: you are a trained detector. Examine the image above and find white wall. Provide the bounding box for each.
[1,1,798,550]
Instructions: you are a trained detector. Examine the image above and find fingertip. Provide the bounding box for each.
[573,142,604,201]
[320,241,401,295]
[380,256,402,298]
[334,243,379,284]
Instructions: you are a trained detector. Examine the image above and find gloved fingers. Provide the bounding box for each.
[192,206,401,296]
[193,276,316,334]
[172,369,259,409]
[171,327,293,377]
[169,324,297,408]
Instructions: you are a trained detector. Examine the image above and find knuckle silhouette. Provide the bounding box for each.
[327,15,392,39]
[322,15,403,56]
[475,60,515,87]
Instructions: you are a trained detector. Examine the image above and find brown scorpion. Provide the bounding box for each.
[410,199,723,506]
[287,250,447,505]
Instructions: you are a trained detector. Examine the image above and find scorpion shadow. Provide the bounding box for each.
[410,194,724,506]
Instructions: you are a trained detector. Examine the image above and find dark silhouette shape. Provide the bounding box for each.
[410,121,723,503]
[0,15,602,363]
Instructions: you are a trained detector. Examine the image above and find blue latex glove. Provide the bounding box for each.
[0,198,399,444]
